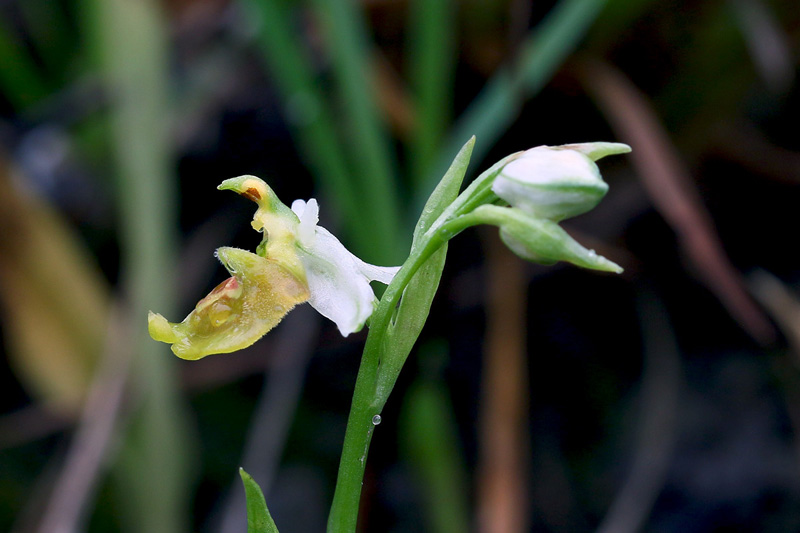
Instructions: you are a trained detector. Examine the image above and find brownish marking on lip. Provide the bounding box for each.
[243,188,261,202]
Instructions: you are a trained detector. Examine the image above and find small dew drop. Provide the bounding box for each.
[372,415,382,426]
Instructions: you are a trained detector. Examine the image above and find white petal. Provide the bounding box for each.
[501,147,600,187]
[290,199,306,216]
[296,225,397,336]
[291,198,319,247]
[355,260,400,285]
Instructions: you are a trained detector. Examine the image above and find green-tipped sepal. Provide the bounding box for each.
[472,205,622,273]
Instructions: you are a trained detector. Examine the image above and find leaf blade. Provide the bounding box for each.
[375,138,475,404]
[240,468,280,533]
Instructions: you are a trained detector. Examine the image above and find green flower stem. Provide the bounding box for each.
[327,232,448,533]
[327,141,517,532]
[327,199,490,533]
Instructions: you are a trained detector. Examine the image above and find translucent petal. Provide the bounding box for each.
[298,227,399,335]
[290,199,399,335]
[290,198,318,247]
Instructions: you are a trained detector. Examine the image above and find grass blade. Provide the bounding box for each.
[0,16,49,109]
[310,0,403,261]
[18,0,74,81]
[420,0,608,211]
[407,0,457,187]
[84,0,193,530]
[244,0,397,262]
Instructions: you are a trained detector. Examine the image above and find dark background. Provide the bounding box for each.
[1,0,800,531]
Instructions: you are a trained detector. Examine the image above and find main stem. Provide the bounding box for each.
[327,215,482,533]
[325,345,380,533]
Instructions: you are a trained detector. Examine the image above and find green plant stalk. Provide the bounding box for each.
[327,146,510,533]
[326,228,450,533]
[327,214,492,533]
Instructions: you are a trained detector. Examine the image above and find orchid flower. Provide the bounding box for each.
[148,176,400,359]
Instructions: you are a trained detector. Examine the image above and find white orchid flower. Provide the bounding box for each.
[149,175,399,359]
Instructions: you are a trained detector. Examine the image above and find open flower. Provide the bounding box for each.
[149,176,399,359]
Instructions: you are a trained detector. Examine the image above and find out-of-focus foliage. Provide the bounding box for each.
[1,0,800,532]
[0,161,108,412]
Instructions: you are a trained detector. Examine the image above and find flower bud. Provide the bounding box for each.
[471,205,622,273]
[491,142,630,221]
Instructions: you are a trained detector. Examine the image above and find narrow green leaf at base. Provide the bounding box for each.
[240,468,280,533]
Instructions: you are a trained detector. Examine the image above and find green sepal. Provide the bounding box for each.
[239,468,280,533]
[560,141,631,162]
[472,205,622,273]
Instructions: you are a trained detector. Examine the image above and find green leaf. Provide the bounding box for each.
[376,244,448,404]
[413,137,475,245]
[239,468,280,533]
[375,138,474,405]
